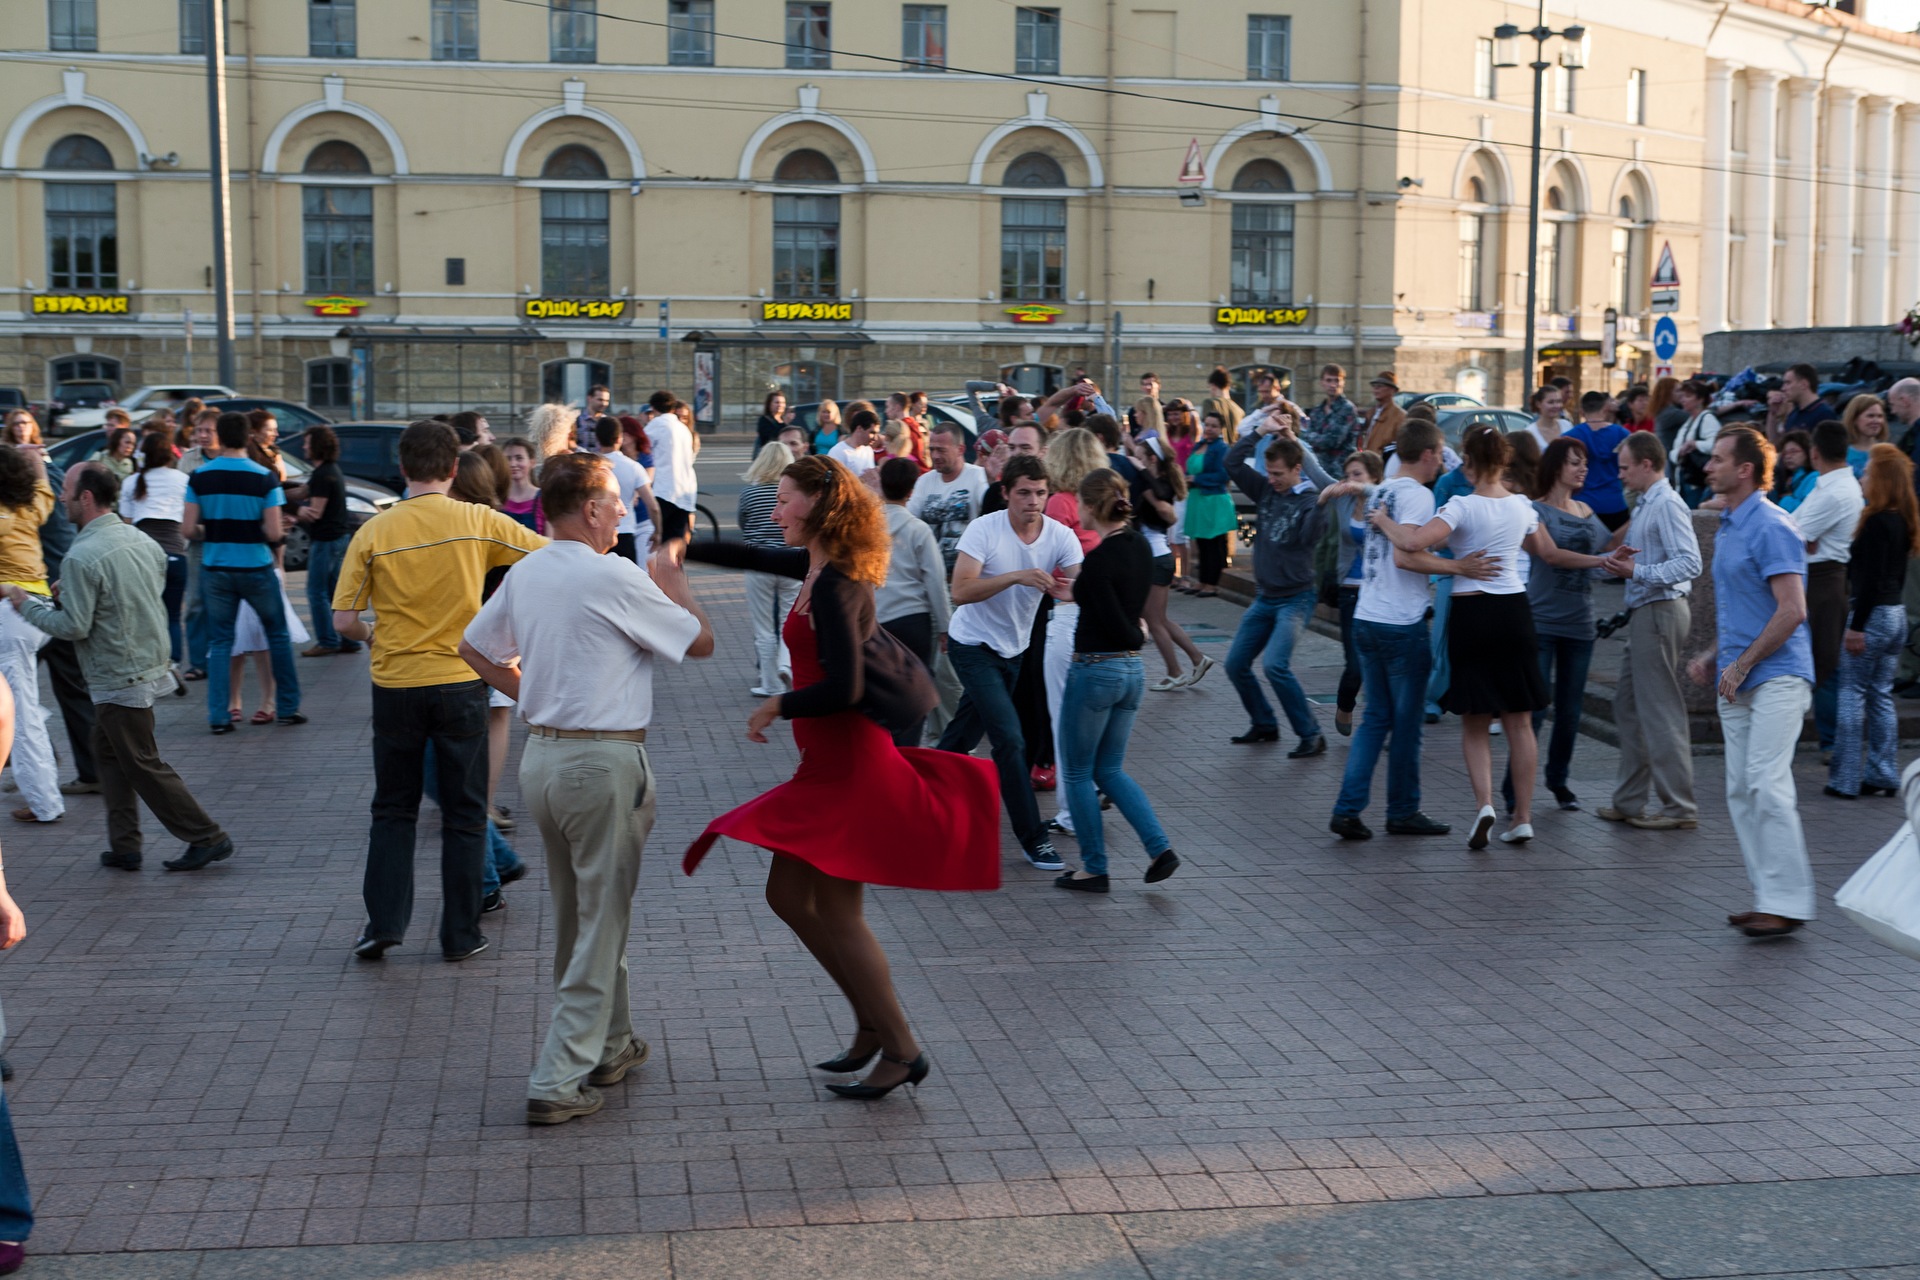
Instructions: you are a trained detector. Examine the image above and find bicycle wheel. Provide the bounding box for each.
[697,504,720,541]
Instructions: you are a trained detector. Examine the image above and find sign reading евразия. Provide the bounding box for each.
[761,300,854,322]
[522,298,629,320]
[1214,305,1310,327]
[32,294,130,315]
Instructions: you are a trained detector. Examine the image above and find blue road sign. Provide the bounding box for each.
[1653,315,1679,362]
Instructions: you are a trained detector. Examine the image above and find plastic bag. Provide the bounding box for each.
[1834,758,1920,961]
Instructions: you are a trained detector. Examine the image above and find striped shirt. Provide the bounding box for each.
[1622,478,1703,610]
[737,482,782,547]
[185,457,281,569]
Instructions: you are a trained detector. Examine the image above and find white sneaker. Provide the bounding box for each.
[1498,824,1534,844]
[749,686,778,697]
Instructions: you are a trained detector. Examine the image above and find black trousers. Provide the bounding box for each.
[1015,600,1052,769]
[95,704,224,857]
[1196,535,1228,587]
[39,638,97,783]
[613,533,638,562]
[364,680,489,956]
[657,502,692,542]
[880,611,934,749]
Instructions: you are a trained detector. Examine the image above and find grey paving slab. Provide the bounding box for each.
[27,1235,672,1279]
[1572,1175,1920,1277]
[1121,1197,1657,1279]
[673,1214,1145,1279]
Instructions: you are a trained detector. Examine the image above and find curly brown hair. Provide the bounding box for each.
[784,455,889,586]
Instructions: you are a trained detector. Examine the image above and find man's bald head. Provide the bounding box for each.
[1889,378,1920,424]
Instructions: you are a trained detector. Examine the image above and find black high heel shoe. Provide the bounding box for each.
[826,1052,929,1100]
[813,1027,881,1074]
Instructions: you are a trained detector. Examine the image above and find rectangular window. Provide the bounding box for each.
[46,184,117,291]
[432,0,478,59]
[540,189,610,295]
[1246,15,1289,81]
[180,0,208,54]
[1538,219,1572,313]
[902,4,946,70]
[773,194,841,298]
[50,0,97,51]
[668,0,714,66]
[1626,68,1646,125]
[1551,65,1575,114]
[309,0,356,57]
[1015,7,1060,75]
[1458,213,1484,311]
[308,359,352,411]
[302,186,374,292]
[1230,203,1293,304]
[787,3,831,68]
[1473,37,1495,100]
[1001,197,1066,300]
[551,0,596,62]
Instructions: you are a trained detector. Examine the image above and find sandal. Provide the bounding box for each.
[228,709,242,722]
[250,710,273,725]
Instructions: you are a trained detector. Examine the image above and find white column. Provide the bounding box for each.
[1700,59,1736,335]
[1859,97,1896,323]
[1740,69,1782,330]
[1898,106,1920,326]
[1777,79,1819,327]
[1817,87,1859,328]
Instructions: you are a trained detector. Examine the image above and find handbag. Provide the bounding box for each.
[1834,759,1920,961]
[857,623,938,737]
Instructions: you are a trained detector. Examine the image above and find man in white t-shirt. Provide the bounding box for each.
[908,421,988,574]
[827,408,879,476]
[644,399,699,542]
[459,454,712,1126]
[934,455,1083,870]
[593,418,659,562]
[1330,420,1495,842]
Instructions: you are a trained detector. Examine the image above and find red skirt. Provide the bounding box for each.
[683,709,1002,891]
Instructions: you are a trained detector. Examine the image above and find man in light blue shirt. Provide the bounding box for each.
[1693,426,1815,937]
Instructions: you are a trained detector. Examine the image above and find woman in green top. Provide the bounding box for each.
[94,427,139,480]
[1183,406,1237,597]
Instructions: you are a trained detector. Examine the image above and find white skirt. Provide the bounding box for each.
[233,569,311,653]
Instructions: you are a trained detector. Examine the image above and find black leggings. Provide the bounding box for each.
[1336,584,1363,711]
[1195,535,1228,587]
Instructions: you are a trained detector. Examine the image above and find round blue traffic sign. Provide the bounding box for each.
[1653,316,1679,362]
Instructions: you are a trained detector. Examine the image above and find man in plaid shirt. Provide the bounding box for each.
[1302,364,1359,470]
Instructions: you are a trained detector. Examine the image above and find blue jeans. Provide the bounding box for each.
[1225,589,1320,741]
[0,1088,29,1242]
[936,640,1045,853]
[184,542,208,671]
[1059,655,1170,876]
[1502,634,1594,807]
[161,553,187,666]
[202,566,299,726]
[1333,618,1430,821]
[1830,604,1905,795]
[422,741,524,894]
[305,535,350,651]
[1426,575,1454,706]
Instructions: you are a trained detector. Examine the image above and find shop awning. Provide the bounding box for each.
[680,329,873,349]
[335,325,547,345]
[1537,341,1602,357]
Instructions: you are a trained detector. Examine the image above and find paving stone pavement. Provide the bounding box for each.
[1,565,1917,1273]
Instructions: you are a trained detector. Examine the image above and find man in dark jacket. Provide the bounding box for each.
[1222,429,1329,757]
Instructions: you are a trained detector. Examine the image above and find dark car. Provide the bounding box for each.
[49,380,119,433]
[204,397,334,432]
[281,422,410,494]
[0,388,27,413]
[48,429,399,571]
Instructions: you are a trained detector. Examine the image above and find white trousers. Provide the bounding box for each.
[1720,675,1815,921]
[0,606,60,821]
[1046,603,1077,830]
[743,570,798,693]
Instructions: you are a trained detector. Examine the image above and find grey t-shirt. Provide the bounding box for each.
[1526,500,1610,640]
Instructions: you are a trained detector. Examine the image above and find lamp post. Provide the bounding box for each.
[1491,8,1588,404]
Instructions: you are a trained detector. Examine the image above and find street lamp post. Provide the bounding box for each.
[1492,8,1588,404]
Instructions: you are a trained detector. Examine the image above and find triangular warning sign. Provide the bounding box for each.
[1650,241,1680,289]
[1178,138,1205,185]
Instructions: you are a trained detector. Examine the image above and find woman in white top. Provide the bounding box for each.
[1371,428,1629,849]
[1671,379,1722,507]
[1523,384,1568,452]
[119,433,192,669]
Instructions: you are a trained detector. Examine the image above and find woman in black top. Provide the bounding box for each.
[754,390,791,449]
[1827,443,1919,798]
[1054,469,1181,894]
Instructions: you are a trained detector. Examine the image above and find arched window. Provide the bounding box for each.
[1231,159,1294,192]
[304,140,371,174]
[45,136,118,291]
[1004,151,1067,188]
[45,135,114,170]
[1466,175,1486,204]
[773,150,840,299]
[542,144,609,179]
[50,354,123,391]
[539,147,609,295]
[1457,166,1498,314]
[774,148,839,184]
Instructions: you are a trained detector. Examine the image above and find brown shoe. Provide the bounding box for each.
[1595,807,1634,822]
[587,1037,651,1087]
[302,645,340,658]
[1740,913,1805,938]
[1626,814,1699,830]
[9,808,54,824]
[488,805,515,832]
[526,1087,603,1125]
[1726,911,1762,927]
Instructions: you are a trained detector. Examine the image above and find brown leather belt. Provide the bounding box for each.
[528,725,647,743]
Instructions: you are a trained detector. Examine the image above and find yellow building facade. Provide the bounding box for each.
[2,0,1917,426]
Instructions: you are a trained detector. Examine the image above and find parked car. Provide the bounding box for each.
[1395,391,1484,413]
[204,397,333,432]
[280,422,410,494]
[48,380,120,434]
[56,382,232,433]
[1434,406,1533,445]
[789,399,981,459]
[47,429,399,571]
[0,388,28,414]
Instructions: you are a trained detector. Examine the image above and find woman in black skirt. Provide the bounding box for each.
[1370,429,1630,850]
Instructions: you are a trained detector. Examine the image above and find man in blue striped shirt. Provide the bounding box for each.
[182,413,301,733]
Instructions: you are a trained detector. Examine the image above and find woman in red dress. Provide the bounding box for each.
[682,456,999,1099]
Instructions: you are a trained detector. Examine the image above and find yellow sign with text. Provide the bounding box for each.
[522,298,629,321]
[761,300,854,322]
[32,294,129,316]
[1214,305,1310,327]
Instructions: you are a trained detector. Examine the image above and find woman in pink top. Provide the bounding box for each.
[1039,429,1109,819]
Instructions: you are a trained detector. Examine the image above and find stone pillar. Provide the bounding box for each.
[1739,70,1783,331]
[1818,87,1861,328]
[1682,509,1721,717]
[1859,97,1897,323]
[1777,79,1819,328]
[1899,106,1920,326]
[1700,60,1737,337]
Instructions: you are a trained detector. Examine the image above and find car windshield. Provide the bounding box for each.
[60,384,114,399]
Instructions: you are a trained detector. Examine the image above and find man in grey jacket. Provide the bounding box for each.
[1222,429,1330,757]
[2,464,232,872]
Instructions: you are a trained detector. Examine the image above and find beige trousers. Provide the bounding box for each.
[1611,598,1697,820]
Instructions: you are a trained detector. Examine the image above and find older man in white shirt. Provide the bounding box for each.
[1790,421,1864,755]
[460,454,713,1126]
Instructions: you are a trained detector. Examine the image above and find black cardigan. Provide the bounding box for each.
[685,541,874,720]
[1849,509,1911,632]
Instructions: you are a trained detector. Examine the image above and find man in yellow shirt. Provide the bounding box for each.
[332,420,546,963]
